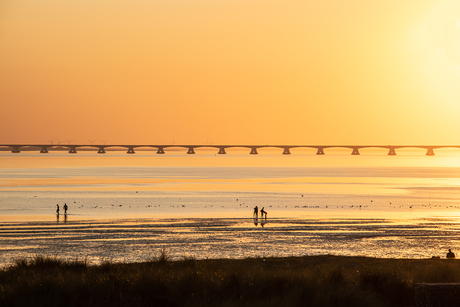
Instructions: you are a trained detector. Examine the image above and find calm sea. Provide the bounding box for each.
[1,148,460,265]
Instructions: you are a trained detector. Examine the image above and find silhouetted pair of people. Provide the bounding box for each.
[253,206,267,219]
[56,203,68,216]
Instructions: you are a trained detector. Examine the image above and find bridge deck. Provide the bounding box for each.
[1,144,459,155]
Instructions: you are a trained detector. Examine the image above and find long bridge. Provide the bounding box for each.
[1,144,459,156]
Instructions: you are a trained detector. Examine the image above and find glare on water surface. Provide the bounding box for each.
[1,148,460,265]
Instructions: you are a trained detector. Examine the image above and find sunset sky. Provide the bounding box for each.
[1,0,460,145]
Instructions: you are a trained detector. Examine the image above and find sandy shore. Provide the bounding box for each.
[1,216,460,268]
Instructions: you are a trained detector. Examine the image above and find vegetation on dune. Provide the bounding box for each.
[1,253,460,307]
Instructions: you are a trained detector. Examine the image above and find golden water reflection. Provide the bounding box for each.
[2,217,460,267]
[2,148,460,168]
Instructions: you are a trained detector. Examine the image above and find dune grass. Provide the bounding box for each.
[1,253,460,307]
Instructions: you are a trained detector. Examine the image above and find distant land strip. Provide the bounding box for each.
[2,144,460,155]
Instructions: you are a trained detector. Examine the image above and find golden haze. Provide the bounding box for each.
[1,0,459,145]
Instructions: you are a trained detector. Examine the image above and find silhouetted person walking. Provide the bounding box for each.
[447,249,455,258]
[253,206,258,218]
[64,203,68,215]
[56,204,59,215]
[260,207,267,219]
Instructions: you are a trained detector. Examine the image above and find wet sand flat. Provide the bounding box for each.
[2,216,460,267]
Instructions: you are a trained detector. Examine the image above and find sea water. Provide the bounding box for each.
[1,148,460,266]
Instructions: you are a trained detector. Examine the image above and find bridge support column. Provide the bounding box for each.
[351,148,360,155]
[218,147,226,154]
[127,147,135,154]
[156,147,165,154]
[316,148,325,155]
[97,147,106,154]
[426,148,435,156]
[187,147,195,154]
[250,147,258,155]
[11,147,20,153]
[388,148,396,155]
[282,148,291,155]
[68,146,77,154]
[40,147,49,153]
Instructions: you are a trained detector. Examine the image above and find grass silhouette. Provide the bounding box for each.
[1,253,460,306]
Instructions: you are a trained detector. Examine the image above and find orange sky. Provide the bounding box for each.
[1,0,459,146]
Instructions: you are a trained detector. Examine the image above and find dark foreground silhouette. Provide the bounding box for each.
[447,249,456,259]
[2,254,460,307]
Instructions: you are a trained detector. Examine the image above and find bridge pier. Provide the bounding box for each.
[426,148,435,156]
[250,147,258,155]
[68,146,77,154]
[351,148,360,155]
[156,147,165,154]
[97,147,106,154]
[11,146,21,153]
[40,147,49,153]
[218,147,226,154]
[127,147,135,154]
[282,148,291,155]
[316,148,325,155]
[388,148,396,155]
[187,147,195,154]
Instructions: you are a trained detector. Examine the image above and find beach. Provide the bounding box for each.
[2,215,460,268]
[1,149,460,266]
